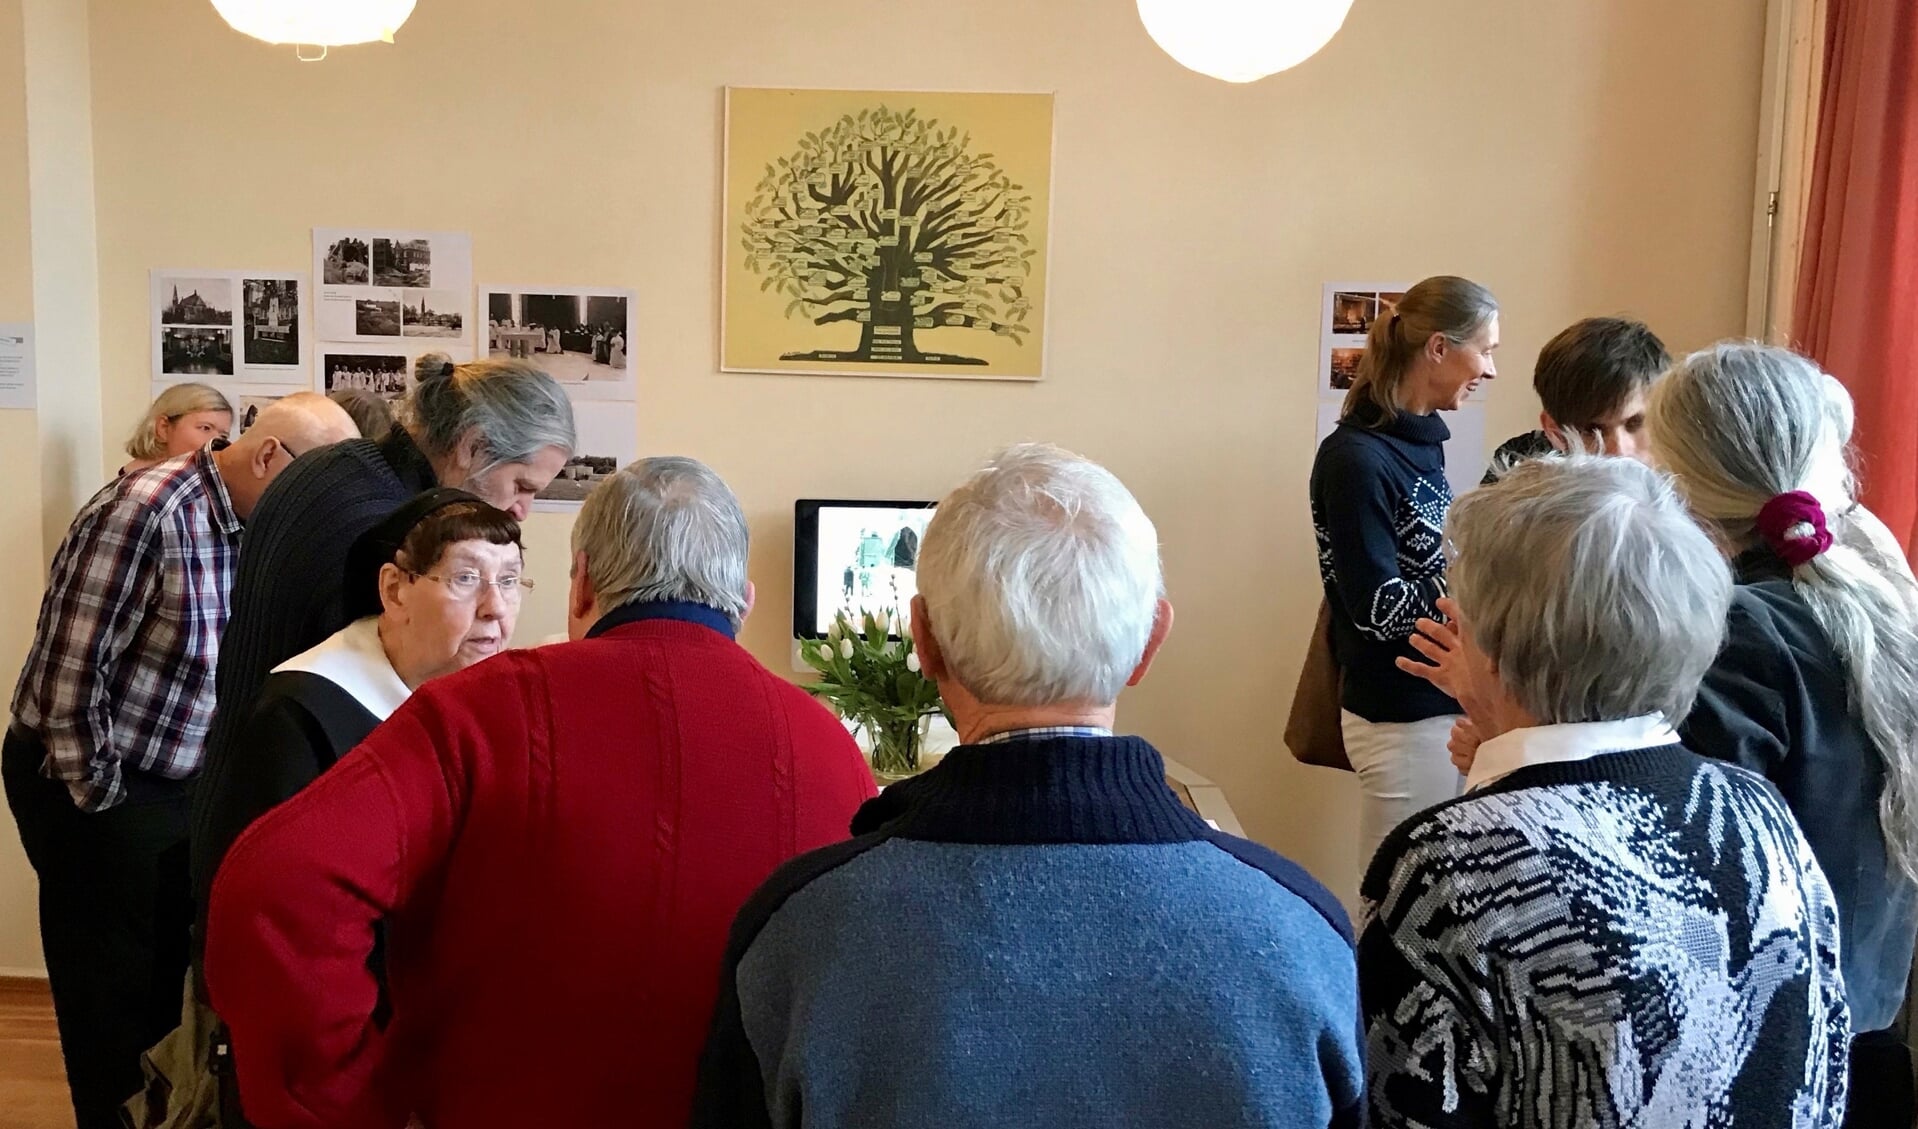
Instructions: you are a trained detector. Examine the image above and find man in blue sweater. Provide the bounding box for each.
[695,443,1363,1129]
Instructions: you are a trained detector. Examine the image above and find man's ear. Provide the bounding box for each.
[740,581,756,625]
[1126,599,1175,687]
[250,437,281,479]
[1539,412,1572,452]
[568,550,595,623]
[909,596,947,682]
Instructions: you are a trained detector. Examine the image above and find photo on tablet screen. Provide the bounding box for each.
[793,500,936,640]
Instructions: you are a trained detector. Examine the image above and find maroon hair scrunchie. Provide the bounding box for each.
[1755,490,1833,568]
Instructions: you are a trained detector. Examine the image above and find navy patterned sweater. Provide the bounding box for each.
[1359,745,1849,1128]
[1310,408,1460,723]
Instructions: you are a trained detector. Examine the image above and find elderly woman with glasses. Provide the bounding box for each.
[198,489,526,878]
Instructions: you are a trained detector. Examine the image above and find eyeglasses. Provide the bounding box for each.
[407,570,533,601]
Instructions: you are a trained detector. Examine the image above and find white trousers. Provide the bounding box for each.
[1341,711,1463,886]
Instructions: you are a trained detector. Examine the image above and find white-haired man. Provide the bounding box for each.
[205,456,875,1129]
[694,444,1364,1129]
[1363,455,1847,1126]
[3,393,356,1129]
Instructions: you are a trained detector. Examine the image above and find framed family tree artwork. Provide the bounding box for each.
[722,88,1055,381]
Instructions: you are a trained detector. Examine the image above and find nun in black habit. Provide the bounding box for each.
[198,488,527,881]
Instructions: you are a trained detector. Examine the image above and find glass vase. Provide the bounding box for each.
[866,715,926,783]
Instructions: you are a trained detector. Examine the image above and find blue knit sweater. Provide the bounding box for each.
[693,735,1364,1129]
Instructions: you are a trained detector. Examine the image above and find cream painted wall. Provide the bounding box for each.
[0,0,48,978]
[0,0,1767,973]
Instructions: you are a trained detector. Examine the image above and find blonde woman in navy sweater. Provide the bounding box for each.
[1309,275,1499,870]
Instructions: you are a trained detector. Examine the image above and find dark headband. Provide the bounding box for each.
[342,487,486,621]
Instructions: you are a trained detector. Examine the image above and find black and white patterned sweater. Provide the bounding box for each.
[1360,745,1849,1128]
[1309,407,1460,723]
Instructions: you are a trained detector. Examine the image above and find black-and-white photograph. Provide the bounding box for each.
[373,238,432,287]
[161,327,234,376]
[532,407,637,512]
[242,278,300,367]
[238,395,282,434]
[160,277,235,326]
[323,237,370,285]
[355,291,402,337]
[323,353,409,401]
[812,505,934,634]
[485,290,632,395]
[537,454,621,503]
[402,290,466,339]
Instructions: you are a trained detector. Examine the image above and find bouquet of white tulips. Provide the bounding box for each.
[800,608,949,779]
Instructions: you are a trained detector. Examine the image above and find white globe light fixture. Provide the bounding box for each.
[1137,0,1356,84]
[211,0,418,59]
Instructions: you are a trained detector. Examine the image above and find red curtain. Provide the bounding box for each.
[1794,0,1918,558]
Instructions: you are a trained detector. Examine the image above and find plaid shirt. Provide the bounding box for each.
[11,447,242,811]
[974,726,1115,745]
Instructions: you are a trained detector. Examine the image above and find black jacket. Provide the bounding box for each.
[189,429,435,937]
[1683,547,1918,1033]
[196,671,382,894]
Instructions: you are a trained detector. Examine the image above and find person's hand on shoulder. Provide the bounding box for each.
[1397,597,1468,697]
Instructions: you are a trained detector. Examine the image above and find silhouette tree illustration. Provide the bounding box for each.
[742,105,1037,365]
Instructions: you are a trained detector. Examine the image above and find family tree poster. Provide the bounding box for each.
[722,88,1055,381]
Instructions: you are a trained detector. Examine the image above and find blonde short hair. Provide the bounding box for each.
[126,382,233,461]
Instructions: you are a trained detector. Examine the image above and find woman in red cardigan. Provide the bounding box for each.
[205,456,876,1129]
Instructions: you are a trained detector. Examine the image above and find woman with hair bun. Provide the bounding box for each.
[189,351,576,925]
[1309,275,1501,872]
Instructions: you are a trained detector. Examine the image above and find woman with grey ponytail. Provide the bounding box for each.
[1310,275,1501,874]
[400,351,578,519]
[1651,340,1918,1121]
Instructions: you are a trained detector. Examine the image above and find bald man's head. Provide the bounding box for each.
[245,392,357,454]
[216,392,359,520]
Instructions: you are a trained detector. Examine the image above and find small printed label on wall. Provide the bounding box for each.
[0,324,34,410]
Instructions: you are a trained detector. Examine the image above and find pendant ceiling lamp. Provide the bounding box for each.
[1136,0,1356,83]
[210,0,418,60]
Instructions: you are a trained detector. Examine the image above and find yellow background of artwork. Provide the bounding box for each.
[723,88,1054,380]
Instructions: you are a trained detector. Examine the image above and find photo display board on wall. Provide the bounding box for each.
[481,284,639,511]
